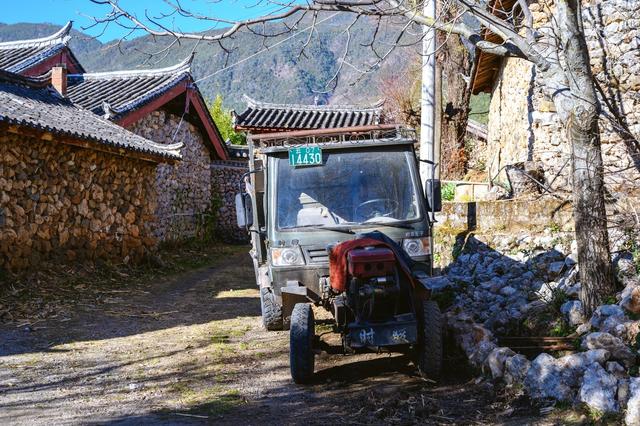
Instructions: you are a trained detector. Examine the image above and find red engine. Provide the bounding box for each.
[347,247,396,278]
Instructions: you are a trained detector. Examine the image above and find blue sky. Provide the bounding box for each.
[2,0,284,41]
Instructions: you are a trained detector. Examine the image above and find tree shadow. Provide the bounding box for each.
[0,253,260,357]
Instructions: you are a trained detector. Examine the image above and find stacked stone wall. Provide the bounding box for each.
[0,132,157,271]
[129,111,213,242]
[485,0,640,196]
[210,160,249,243]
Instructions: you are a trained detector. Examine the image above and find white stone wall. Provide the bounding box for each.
[485,0,640,196]
[129,110,213,242]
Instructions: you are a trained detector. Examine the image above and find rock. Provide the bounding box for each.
[591,304,627,331]
[621,287,640,315]
[486,347,516,379]
[618,378,630,409]
[578,363,619,413]
[504,354,531,385]
[561,300,585,326]
[582,332,636,368]
[626,378,640,426]
[524,353,575,401]
[547,261,565,276]
[606,361,627,379]
[500,286,517,297]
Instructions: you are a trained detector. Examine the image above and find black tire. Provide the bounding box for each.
[417,300,443,379]
[289,303,315,384]
[260,287,283,331]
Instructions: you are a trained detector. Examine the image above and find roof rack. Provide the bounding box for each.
[249,124,416,148]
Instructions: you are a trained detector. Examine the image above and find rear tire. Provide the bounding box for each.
[260,287,283,331]
[417,300,443,379]
[290,303,315,384]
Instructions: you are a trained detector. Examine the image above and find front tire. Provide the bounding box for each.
[290,303,315,384]
[417,300,443,379]
[260,287,283,331]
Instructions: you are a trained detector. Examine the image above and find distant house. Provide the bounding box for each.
[65,56,229,241]
[233,94,385,134]
[0,22,83,76]
[0,69,179,270]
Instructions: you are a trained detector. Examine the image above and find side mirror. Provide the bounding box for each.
[426,179,442,213]
[235,193,254,229]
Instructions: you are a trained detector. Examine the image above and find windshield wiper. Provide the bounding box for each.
[361,221,413,229]
[288,224,354,234]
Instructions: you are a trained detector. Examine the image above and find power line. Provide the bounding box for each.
[193,12,340,84]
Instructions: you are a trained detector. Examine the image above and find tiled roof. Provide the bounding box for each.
[0,70,181,161]
[0,22,77,74]
[233,95,384,131]
[67,56,192,119]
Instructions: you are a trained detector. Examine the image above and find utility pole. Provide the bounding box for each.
[419,0,440,186]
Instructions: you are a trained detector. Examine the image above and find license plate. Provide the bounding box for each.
[289,146,322,167]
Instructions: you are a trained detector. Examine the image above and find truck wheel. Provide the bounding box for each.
[260,287,283,331]
[417,300,443,379]
[290,303,315,384]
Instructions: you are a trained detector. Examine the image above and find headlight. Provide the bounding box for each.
[403,237,431,257]
[271,247,305,266]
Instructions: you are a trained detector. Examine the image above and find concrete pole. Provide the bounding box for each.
[419,0,439,186]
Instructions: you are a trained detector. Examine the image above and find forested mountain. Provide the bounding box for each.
[0,16,419,111]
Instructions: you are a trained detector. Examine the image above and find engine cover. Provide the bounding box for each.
[347,247,396,279]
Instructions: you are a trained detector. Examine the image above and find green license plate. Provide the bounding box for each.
[288,146,323,167]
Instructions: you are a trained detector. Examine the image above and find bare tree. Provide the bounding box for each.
[89,0,616,314]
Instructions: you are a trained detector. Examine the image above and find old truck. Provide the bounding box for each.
[235,125,443,383]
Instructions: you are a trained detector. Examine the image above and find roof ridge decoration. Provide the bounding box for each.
[0,21,72,50]
[68,54,193,81]
[241,94,385,112]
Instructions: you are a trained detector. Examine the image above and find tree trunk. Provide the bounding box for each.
[555,0,615,316]
[437,6,472,180]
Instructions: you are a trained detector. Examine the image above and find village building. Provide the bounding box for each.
[64,56,229,242]
[471,0,640,197]
[0,23,251,270]
[0,69,180,270]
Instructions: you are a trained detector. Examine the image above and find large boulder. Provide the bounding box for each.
[626,378,640,426]
[582,332,636,368]
[504,354,531,385]
[590,304,628,334]
[485,347,516,379]
[578,363,619,413]
[621,287,640,315]
[561,300,585,326]
[524,353,575,401]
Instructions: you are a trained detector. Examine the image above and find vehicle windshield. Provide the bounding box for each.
[276,148,422,230]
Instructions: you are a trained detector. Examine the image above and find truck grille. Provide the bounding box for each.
[304,246,330,264]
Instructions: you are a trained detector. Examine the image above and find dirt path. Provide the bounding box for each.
[0,248,553,425]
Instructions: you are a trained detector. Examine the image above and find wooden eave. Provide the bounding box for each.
[470,0,518,95]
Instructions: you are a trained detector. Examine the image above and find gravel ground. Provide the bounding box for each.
[0,247,574,425]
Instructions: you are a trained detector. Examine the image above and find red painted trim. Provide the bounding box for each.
[116,82,188,127]
[187,89,229,160]
[20,49,84,76]
[115,79,228,160]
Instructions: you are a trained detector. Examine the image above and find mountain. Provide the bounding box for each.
[0,16,421,111]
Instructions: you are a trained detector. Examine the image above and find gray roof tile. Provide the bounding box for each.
[0,70,181,161]
[233,94,384,131]
[0,22,75,73]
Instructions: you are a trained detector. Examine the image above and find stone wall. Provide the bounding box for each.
[0,132,157,271]
[211,160,249,243]
[485,0,640,196]
[129,111,212,242]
